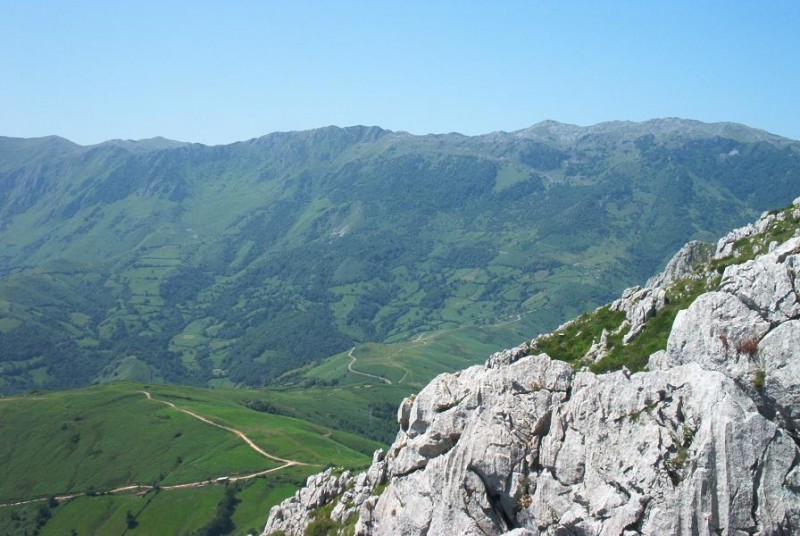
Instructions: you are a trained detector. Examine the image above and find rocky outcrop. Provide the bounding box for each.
[646,240,714,289]
[361,355,572,535]
[607,240,713,348]
[262,468,356,535]
[263,198,800,536]
[262,451,389,536]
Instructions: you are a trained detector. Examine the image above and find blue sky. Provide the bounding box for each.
[2,1,799,145]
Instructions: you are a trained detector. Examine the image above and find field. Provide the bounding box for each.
[305,321,529,387]
[0,382,379,535]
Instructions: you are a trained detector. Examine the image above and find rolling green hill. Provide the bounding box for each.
[1,119,800,393]
[0,382,380,535]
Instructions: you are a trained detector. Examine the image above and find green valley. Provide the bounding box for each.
[2,119,799,394]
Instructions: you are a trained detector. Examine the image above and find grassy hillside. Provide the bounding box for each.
[2,120,800,394]
[0,382,379,535]
[1,470,309,536]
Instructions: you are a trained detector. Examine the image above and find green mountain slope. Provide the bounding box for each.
[1,119,799,393]
[0,382,379,535]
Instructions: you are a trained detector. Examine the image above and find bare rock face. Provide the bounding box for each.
[719,237,800,324]
[611,286,666,344]
[646,240,714,289]
[533,365,800,534]
[359,355,572,535]
[351,358,800,535]
[609,240,713,350]
[263,199,800,536]
[714,201,800,259]
[652,236,800,426]
[651,290,771,377]
[262,468,356,535]
[759,320,800,433]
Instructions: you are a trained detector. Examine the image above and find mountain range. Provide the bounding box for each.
[1,118,799,394]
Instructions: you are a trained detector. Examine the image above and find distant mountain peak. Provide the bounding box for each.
[514,117,791,146]
[91,137,191,153]
[3,118,791,151]
[0,134,80,153]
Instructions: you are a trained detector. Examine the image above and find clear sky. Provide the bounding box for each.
[2,1,799,145]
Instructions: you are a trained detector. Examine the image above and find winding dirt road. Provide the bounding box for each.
[346,347,392,384]
[0,391,312,509]
[139,391,304,465]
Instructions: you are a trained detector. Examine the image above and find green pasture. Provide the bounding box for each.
[0,384,269,502]
[35,473,306,536]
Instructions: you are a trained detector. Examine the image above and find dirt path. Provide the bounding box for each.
[346,347,392,385]
[384,347,413,384]
[0,463,301,509]
[347,310,532,386]
[139,391,305,465]
[148,463,297,492]
[0,396,46,403]
[0,391,312,509]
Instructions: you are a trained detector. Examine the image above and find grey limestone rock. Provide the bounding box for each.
[350,356,800,535]
[757,320,800,432]
[651,235,800,414]
[609,239,713,350]
[344,352,800,535]
[486,344,530,369]
[718,236,800,324]
[611,286,667,345]
[651,290,771,376]
[262,468,356,536]
[646,240,714,289]
[357,355,573,536]
[715,198,800,260]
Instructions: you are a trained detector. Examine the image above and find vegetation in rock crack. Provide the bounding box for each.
[529,277,710,373]
[303,499,354,536]
[665,422,698,485]
[737,337,760,356]
[709,209,800,273]
[753,368,767,390]
[593,277,711,373]
[528,306,625,363]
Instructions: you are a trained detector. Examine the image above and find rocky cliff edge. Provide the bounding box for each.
[263,198,800,536]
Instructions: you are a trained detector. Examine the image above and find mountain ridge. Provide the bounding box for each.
[512,117,792,145]
[3,117,795,149]
[1,118,799,395]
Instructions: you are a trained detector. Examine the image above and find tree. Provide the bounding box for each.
[126,510,138,529]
